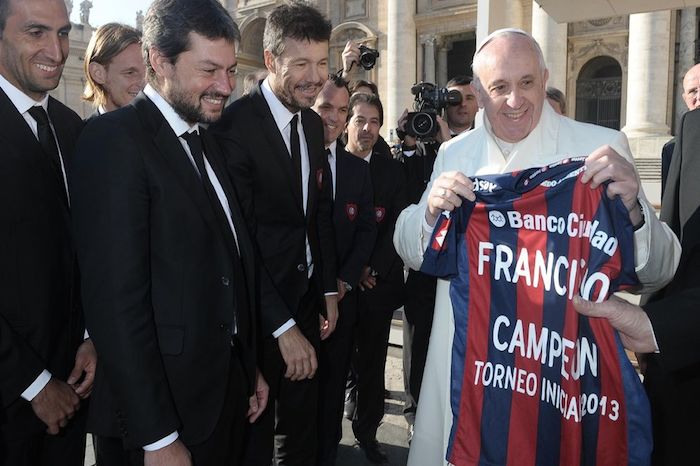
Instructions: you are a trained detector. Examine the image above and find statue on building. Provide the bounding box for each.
[64,0,73,17]
[79,0,92,25]
[136,10,144,31]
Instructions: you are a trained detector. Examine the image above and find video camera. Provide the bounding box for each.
[404,82,462,139]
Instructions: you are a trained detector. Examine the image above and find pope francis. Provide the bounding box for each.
[394,28,681,466]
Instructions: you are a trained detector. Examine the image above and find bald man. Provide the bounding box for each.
[662,63,700,193]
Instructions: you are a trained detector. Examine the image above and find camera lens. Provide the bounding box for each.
[410,112,435,137]
[360,53,376,70]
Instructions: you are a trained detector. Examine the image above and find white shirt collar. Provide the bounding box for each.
[364,152,372,163]
[97,105,107,115]
[144,84,198,137]
[327,139,337,158]
[261,77,300,132]
[0,72,48,115]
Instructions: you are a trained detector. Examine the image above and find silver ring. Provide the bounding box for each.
[440,188,447,198]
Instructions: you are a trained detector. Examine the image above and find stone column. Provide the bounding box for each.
[387,0,416,141]
[476,0,513,46]
[622,10,672,138]
[421,35,437,84]
[437,38,449,86]
[531,1,567,92]
[675,8,697,134]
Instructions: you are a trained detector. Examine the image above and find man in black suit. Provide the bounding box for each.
[0,0,95,464]
[344,93,408,464]
[82,22,144,119]
[69,1,267,465]
[573,107,700,465]
[661,63,700,194]
[211,2,338,465]
[312,75,377,466]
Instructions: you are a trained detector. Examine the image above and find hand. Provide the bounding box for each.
[397,109,417,147]
[341,40,361,77]
[277,326,317,381]
[247,369,269,423]
[320,294,339,340]
[358,266,376,291]
[426,171,475,226]
[582,145,643,226]
[572,295,658,353]
[31,378,80,435]
[435,115,451,144]
[68,339,97,399]
[144,440,192,466]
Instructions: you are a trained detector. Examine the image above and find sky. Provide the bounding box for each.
[69,0,153,27]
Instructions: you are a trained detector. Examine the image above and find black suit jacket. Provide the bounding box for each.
[333,145,376,287]
[69,93,257,448]
[660,137,674,197]
[211,84,337,334]
[643,109,700,464]
[362,151,408,312]
[0,89,84,434]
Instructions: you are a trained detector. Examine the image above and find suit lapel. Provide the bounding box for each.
[134,95,222,242]
[303,110,320,219]
[0,89,70,213]
[250,87,304,213]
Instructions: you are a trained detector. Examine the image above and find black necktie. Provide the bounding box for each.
[181,129,243,335]
[28,106,67,198]
[289,114,303,204]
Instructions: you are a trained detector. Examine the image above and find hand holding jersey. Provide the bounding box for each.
[425,145,643,229]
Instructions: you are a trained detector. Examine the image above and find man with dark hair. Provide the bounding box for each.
[312,75,377,466]
[70,1,266,466]
[82,22,144,116]
[350,79,378,96]
[0,0,94,464]
[211,2,337,465]
[344,92,408,464]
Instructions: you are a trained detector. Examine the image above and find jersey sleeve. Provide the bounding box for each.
[420,209,462,279]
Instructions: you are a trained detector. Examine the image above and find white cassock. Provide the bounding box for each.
[394,102,681,466]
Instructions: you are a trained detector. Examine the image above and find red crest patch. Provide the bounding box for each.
[431,216,452,251]
[316,168,323,190]
[346,203,358,221]
[374,206,386,223]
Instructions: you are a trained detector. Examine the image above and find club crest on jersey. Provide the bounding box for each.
[316,168,324,189]
[346,203,358,221]
[375,206,386,223]
[431,216,452,251]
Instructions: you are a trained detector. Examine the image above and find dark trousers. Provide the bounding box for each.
[403,271,436,407]
[93,351,249,466]
[0,401,87,466]
[244,283,321,466]
[316,290,360,466]
[351,290,395,441]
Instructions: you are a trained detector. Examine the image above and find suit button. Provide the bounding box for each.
[221,276,230,286]
[296,263,306,272]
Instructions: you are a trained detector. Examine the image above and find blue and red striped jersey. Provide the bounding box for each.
[421,158,651,466]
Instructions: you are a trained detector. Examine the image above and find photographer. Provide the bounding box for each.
[398,75,478,443]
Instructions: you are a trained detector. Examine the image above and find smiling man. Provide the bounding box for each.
[394,28,681,466]
[0,0,94,464]
[69,1,267,465]
[211,2,338,465]
[82,22,144,117]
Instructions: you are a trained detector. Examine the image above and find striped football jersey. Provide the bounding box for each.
[421,157,651,466]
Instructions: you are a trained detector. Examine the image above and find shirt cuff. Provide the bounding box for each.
[84,329,90,340]
[21,370,51,401]
[632,199,651,272]
[143,432,179,451]
[272,319,296,338]
[402,150,417,157]
[324,292,339,296]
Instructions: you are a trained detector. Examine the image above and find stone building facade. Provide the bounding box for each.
[60,0,696,204]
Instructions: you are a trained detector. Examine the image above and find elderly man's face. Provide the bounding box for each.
[474,35,548,143]
[682,64,700,110]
